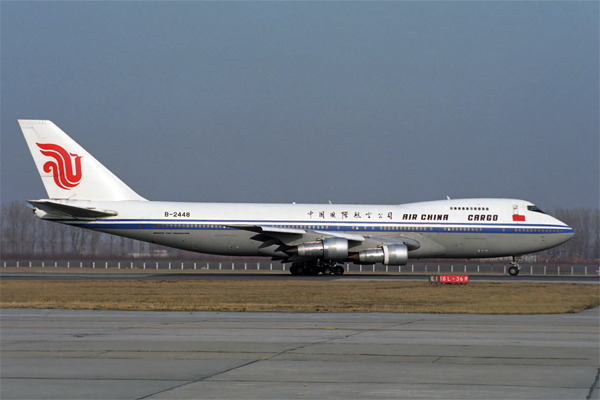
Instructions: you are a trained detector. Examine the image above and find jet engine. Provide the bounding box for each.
[349,244,408,265]
[289,237,348,261]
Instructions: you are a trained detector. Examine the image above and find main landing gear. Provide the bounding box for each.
[508,256,521,276]
[289,260,344,276]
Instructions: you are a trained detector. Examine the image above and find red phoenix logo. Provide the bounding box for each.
[36,143,83,190]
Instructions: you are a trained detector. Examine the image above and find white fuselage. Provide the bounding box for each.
[37,198,574,260]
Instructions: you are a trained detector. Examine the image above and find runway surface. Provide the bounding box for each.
[1,308,599,399]
[2,271,599,283]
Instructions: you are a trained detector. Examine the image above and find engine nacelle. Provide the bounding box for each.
[295,241,322,257]
[354,249,384,264]
[382,244,408,265]
[350,244,408,265]
[322,237,349,261]
[294,237,348,261]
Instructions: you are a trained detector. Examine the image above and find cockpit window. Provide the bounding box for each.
[527,205,545,214]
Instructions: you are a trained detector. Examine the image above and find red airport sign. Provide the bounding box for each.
[430,275,469,284]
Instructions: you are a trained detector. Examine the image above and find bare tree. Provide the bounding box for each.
[108,234,115,256]
[1,201,35,256]
[591,209,600,260]
[56,223,69,254]
[543,208,600,260]
[47,222,59,256]
[1,202,17,254]
[3,201,22,254]
[88,231,103,255]
[127,237,135,257]
[0,204,6,255]
[32,217,46,255]
[138,239,146,257]
[69,226,84,254]
[18,208,33,255]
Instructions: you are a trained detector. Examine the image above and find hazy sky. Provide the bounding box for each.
[2,1,598,210]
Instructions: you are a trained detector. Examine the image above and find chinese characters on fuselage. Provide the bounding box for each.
[308,211,393,219]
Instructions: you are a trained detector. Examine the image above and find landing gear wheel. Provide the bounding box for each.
[289,265,298,275]
[508,256,521,277]
[322,266,333,275]
[295,264,305,275]
[305,260,320,275]
[333,266,344,275]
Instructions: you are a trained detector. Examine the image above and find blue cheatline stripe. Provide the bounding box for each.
[63,219,573,235]
[55,217,571,229]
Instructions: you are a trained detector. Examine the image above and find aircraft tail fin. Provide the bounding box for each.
[19,120,146,201]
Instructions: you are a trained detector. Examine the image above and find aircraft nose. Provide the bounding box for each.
[565,227,575,240]
[559,224,575,244]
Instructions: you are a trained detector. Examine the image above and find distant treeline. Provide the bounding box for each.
[1,200,598,261]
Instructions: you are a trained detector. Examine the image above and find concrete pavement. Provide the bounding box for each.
[1,308,598,399]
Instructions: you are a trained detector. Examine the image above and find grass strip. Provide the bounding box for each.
[1,280,598,314]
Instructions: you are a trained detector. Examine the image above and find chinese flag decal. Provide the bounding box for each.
[512,215,526,222]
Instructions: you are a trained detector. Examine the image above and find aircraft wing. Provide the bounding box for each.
[226,224,421,262]
[225,224,365,245]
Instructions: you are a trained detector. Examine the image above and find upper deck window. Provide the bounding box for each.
[527,205,546,214]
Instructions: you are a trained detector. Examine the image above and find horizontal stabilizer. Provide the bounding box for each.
[28,200,118,219]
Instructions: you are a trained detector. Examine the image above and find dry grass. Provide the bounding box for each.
[1,280,598,314]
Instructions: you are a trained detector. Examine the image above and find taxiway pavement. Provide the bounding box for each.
[1,308,598,399]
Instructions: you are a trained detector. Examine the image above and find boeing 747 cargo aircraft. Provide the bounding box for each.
[19,120,574,276]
